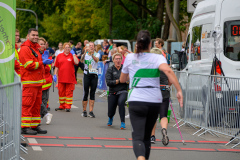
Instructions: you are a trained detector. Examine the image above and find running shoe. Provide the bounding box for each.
[151,135,156,144]
[107,117,113,126]
[125,114,130,118]
[88,111,95,118]
[81,110,87,117]
[161,128,169,146]
[120,122,126,129]
[45,113,53,125]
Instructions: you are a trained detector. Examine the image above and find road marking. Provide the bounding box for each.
[67,144,102,148]
[24,135,57,139]
[71,105,78,108]
[59,136,91,140]
[217,149,240,152]
[93,137,126,141]
[29,143,64,147]
[180,147,216,151]
[104,145,133,148]
[27,138,42,151]
[197,141,229,144]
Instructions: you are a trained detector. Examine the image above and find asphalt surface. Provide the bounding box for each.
[20,74,240,160]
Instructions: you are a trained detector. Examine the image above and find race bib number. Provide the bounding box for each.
[89,68,98,74]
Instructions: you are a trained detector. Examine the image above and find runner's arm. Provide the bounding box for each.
[120,72,128,83]
[92,54,99,63]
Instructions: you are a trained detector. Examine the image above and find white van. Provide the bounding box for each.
[94,39,132,52]
[182,0,240,77]
[178,0,240,120]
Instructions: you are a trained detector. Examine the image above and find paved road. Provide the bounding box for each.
[20,79,240,160]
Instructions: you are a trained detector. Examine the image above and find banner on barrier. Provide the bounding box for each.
[0,1,16,85]
[97,61,108,90]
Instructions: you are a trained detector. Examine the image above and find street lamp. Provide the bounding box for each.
[16,8,38,30]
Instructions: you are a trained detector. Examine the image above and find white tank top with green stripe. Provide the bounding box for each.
[121,53,167,103]
[84,52,100,75]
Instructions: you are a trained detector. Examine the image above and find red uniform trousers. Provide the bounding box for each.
[58,83,75,109]
[21,86,42,128]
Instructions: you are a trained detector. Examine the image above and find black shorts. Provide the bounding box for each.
[159,98,170,119]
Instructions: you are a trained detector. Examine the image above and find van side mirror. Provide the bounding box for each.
[226,46,234,52]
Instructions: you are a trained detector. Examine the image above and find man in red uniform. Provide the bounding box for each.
[19,28,52,135]
[15,29,21,76]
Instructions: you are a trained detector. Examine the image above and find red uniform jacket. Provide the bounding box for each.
[19,39,45,87]
[42,56,53,90]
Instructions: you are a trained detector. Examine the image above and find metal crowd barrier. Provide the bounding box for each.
[0,73,22,160]
[171,71,240,148]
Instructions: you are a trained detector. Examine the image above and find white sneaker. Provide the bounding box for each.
[125,114,130,118]
[45,113,53,125]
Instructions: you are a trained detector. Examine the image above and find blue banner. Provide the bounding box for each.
[97,61,108,90]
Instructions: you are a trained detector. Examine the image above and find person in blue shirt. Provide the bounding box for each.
[46,41,55,59]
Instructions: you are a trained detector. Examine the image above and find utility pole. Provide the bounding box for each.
[172,0,180,41]
[109,0,113,37]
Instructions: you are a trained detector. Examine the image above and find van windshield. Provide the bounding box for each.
[224,20,240,61]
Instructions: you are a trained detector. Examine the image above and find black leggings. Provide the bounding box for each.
[129,102,160,159]
[108,92,127,122]
[159,98,170,119]
[83,74,98,101]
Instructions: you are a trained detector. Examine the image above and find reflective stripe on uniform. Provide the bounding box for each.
[21,117,31,121]
[30,123,39,127]
[65,101,73,104]
[24,60,33,68]
[66,97,73,100]
[35,62,39,70]
[21,123,31,127]
[59,97,66,100]
[31,117,41,120]
[22,79,45,85]
[42,82,52,89]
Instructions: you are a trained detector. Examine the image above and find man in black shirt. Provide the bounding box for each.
[46,41,55,58]
[73,42,84,80]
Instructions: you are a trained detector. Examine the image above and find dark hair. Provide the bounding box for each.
[156,38,164,47]
[69,40,74,44]
[28,28,38,34]
[104,39,109,44]
[136,30,151,53]
[109,39,113,44]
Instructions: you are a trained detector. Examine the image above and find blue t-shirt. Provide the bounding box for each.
[46,47,55,56]
[73,48,82,59]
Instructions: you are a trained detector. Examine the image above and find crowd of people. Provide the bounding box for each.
[15,28,183,160]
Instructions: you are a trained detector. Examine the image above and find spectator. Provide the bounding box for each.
[54,42,79,112]
[38,37,53,125]
[106,52,128,129]
[181,42,186,52]
[155,38,171,65]
[96,44,104,61]
[15,29,21,76]
[69,40,75,49]
[107,39,113,54]
[73,42,84,80]
[46,41,55,58]
[83,40,89,51]
[55,42,64,57]
[119,45,131,65]
[103,39,109,55]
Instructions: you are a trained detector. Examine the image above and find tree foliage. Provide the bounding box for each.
[16,0,191,46]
